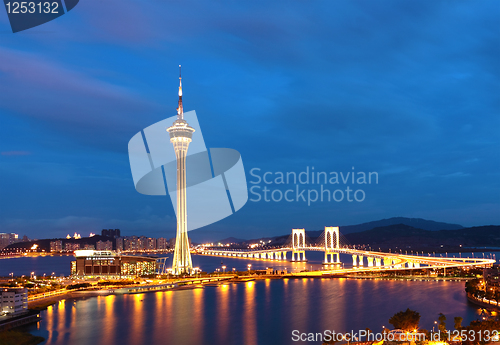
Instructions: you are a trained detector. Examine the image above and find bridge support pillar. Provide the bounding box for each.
[324,252,337,264]
[375,258,381,266]
[367,257,374,267]
[292,251,306,261]
[282,251,287,260]
[291,228,307,262]
[352,255,358,266]
[407,262,413,268]
[358,255,364,266]
[414,263,420,268]
[323,226,340,264]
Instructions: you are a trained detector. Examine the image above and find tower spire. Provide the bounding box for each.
[177,65,183,119]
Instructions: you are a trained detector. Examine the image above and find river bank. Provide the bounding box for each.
[28,276,236,311]
[0,330,45,345]
[466,293,500,311]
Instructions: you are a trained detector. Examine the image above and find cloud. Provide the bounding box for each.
[0,0,498,239]
[1,151,31,156]
[0,47,162,151]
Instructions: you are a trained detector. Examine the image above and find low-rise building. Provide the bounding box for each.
[96,240,113,251]
[65,243,80,252]
[0,233,19,250]
[50,240,63,252]
[0,288,28,316]
[71,250,156,278]
[484,266,500,289]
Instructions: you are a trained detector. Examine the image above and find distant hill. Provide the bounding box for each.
[301,217,463,238]
[217,237,247,244]
[248,219,495,252]
[343,224,500,250]
[339,217,463,234]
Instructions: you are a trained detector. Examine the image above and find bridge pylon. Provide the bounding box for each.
[323,226,340,264]
[291,228,307,261]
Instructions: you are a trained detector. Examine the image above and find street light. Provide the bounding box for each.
[247,264,252,271]
[222,265,226,274]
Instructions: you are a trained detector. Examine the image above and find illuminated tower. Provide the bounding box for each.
[167,65,195,275]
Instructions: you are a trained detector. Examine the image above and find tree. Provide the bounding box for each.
[477,290,486,300]
[486,290,494,304]
[463,319,500,345]
[454,317,463,330]
[494,291,500,305]
[388,308,421,331]
[466,279,480,296]
[438,313,447,340]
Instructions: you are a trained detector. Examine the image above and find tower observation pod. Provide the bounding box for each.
[167,66,195,275]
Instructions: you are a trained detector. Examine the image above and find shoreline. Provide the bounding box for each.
[27,273,469,311]
[28,277,236,311]
[466,294,500,311]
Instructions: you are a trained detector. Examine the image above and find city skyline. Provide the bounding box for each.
[0,1,498,242]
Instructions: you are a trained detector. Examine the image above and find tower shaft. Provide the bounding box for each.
[171,137,192,275]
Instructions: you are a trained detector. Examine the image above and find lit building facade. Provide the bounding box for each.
[0,288,28,315]
[116,237,124,251]
[65,243,80,252]
[71,250,156,278]
[0,233,19,250]
[50,240,63,252]
[484,266,500,289]
[96,240,113,251]
[167,66,195,275]
[157,237,168,251]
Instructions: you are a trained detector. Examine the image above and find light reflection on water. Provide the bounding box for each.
[28,279,485,345]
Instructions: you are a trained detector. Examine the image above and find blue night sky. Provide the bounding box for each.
[0,1,498,242]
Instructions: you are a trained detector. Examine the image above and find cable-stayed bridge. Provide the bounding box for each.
[196,227,494,275]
